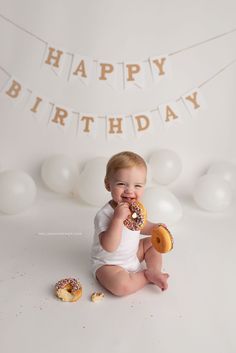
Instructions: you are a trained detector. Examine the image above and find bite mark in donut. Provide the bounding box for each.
[55,278,82,302]
[124,200,147,231]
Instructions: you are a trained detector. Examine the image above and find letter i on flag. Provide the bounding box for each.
[25,92,51,123]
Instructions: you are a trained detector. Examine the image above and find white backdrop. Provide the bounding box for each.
[0,0,235,193]
[1,3,236,353]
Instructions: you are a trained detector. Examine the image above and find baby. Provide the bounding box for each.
[91,151,169,296]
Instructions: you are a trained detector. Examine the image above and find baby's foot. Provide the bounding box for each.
[145,269,169,291]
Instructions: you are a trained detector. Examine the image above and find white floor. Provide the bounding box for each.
[1,188,236,353]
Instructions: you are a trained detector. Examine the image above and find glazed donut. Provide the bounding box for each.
[55,278,82,302]
[151,225,174,253]
[124,200,147,231]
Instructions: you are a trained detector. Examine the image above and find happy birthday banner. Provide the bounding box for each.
[0,12,236,90]
[1,58,235,139]
[0,12,235,139]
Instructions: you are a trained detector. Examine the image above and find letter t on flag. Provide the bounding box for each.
[77,113,97,137]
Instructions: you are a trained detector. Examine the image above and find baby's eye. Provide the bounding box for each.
[135,185,142,188]
[117,182,125,186]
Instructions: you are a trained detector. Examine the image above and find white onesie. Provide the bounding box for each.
[91,202,142,277]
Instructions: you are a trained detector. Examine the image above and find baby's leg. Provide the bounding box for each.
[96,265,149,297]
[137,237,169,291]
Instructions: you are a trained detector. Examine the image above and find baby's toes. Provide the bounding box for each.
[161,274,169,291]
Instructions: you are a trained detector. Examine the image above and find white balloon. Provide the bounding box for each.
[207,161,236,191]
[74,157,110,206]
[145,162,153,186]
[41,155,78,194]
[141,186,183,225]
[0,170,37,214]
[193,175,232,212]
[149,149,182,185]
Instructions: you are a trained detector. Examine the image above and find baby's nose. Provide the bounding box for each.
[124,185,134,193]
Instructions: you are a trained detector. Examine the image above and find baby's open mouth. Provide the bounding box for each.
[121,197,135,203]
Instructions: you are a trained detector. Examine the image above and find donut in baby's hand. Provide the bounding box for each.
[124,200,147,231]
[151,225,174,253]
[55,278,82,302]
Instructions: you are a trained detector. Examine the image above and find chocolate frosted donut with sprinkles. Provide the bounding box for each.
[123,200,147,231]
[55,278,82,302]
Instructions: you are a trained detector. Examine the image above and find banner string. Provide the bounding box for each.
[198,58,236,87]
[169,27,236,56]
[0,12,235,59]
[0,64,10,77]
[174,57,236,103]
[0,12,47,44]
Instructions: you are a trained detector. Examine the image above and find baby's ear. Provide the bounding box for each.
[104,178,110,191]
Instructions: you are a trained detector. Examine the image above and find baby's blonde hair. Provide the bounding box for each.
[105,151,147,187]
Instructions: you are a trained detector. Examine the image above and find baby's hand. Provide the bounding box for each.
[114,202,131,221]
[157,223,168,229]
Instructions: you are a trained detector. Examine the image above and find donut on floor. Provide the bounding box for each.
[91,292,105,302]
[55,278,82,302]
[124,200,147,231]
[151,225,174,253]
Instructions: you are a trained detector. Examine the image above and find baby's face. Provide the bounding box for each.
[108,166,146,204]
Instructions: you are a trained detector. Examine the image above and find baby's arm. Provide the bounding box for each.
[99,202,131,252]
[141,220,166,235]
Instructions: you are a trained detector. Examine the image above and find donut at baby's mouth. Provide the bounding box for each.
[123,200,147,231]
